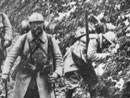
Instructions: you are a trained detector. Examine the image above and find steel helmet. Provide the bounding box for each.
[19,20,30,34]
[75,27,86,38]
[103,31,117,45]
[29,12,44,23]
[21,20,30,29]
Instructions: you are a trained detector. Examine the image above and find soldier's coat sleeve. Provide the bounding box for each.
[2,35,26,76]
[51,37,63,76]
[87,38,108,61]
[3,13,12,42]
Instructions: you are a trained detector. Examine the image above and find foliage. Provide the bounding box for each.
[1,0,130,98]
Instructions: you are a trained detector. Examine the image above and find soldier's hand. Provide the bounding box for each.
[3,40,10,48]
[105,53,112,60]
[48,72,59,83]
[1,79,7,86]
[108,44,120,54]
[0,78,7,91]
[1,73,8,83]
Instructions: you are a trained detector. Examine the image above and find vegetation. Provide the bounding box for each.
[1,0,130,98]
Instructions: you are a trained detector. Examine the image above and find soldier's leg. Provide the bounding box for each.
[32,84,39,98]
[24,78,39,98]
[24,86,33,98]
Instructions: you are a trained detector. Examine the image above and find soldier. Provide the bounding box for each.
[2,12,63,98]
[0,12,12,72]
[63,27,119,98]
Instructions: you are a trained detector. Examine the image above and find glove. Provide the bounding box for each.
[3,40,10,48]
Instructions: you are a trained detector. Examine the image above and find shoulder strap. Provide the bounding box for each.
[47,34,53,62]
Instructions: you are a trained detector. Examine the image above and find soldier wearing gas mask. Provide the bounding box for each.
[2,12,63,98]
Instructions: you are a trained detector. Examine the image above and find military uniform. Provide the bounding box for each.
[64,34,113,98]
[2,31,63,98]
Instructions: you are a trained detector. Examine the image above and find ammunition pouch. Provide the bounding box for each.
[11,61,52,80]
[21,61,52,75]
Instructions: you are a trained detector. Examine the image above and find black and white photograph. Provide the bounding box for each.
[0,0,130,98]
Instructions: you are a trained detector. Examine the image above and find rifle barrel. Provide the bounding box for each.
[85,10,89,56]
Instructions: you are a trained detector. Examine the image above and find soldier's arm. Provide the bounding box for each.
[87,38,110,62]
[51,37,63,77]
[2,35,26,79]
[3,13,12,44]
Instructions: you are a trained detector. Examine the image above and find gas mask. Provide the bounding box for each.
[30,23,44,37]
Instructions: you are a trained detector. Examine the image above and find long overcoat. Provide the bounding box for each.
[2,31,63,98]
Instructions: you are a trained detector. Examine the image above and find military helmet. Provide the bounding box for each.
[29,12,44,23]
[21,20,30,29]
[20,20,30,34]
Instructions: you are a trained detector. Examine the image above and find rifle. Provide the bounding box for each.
[85,10,89,59]
[4,80,8,98]
[47,35,57,98]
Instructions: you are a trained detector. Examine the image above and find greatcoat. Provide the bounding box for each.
[2,31,63,98]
